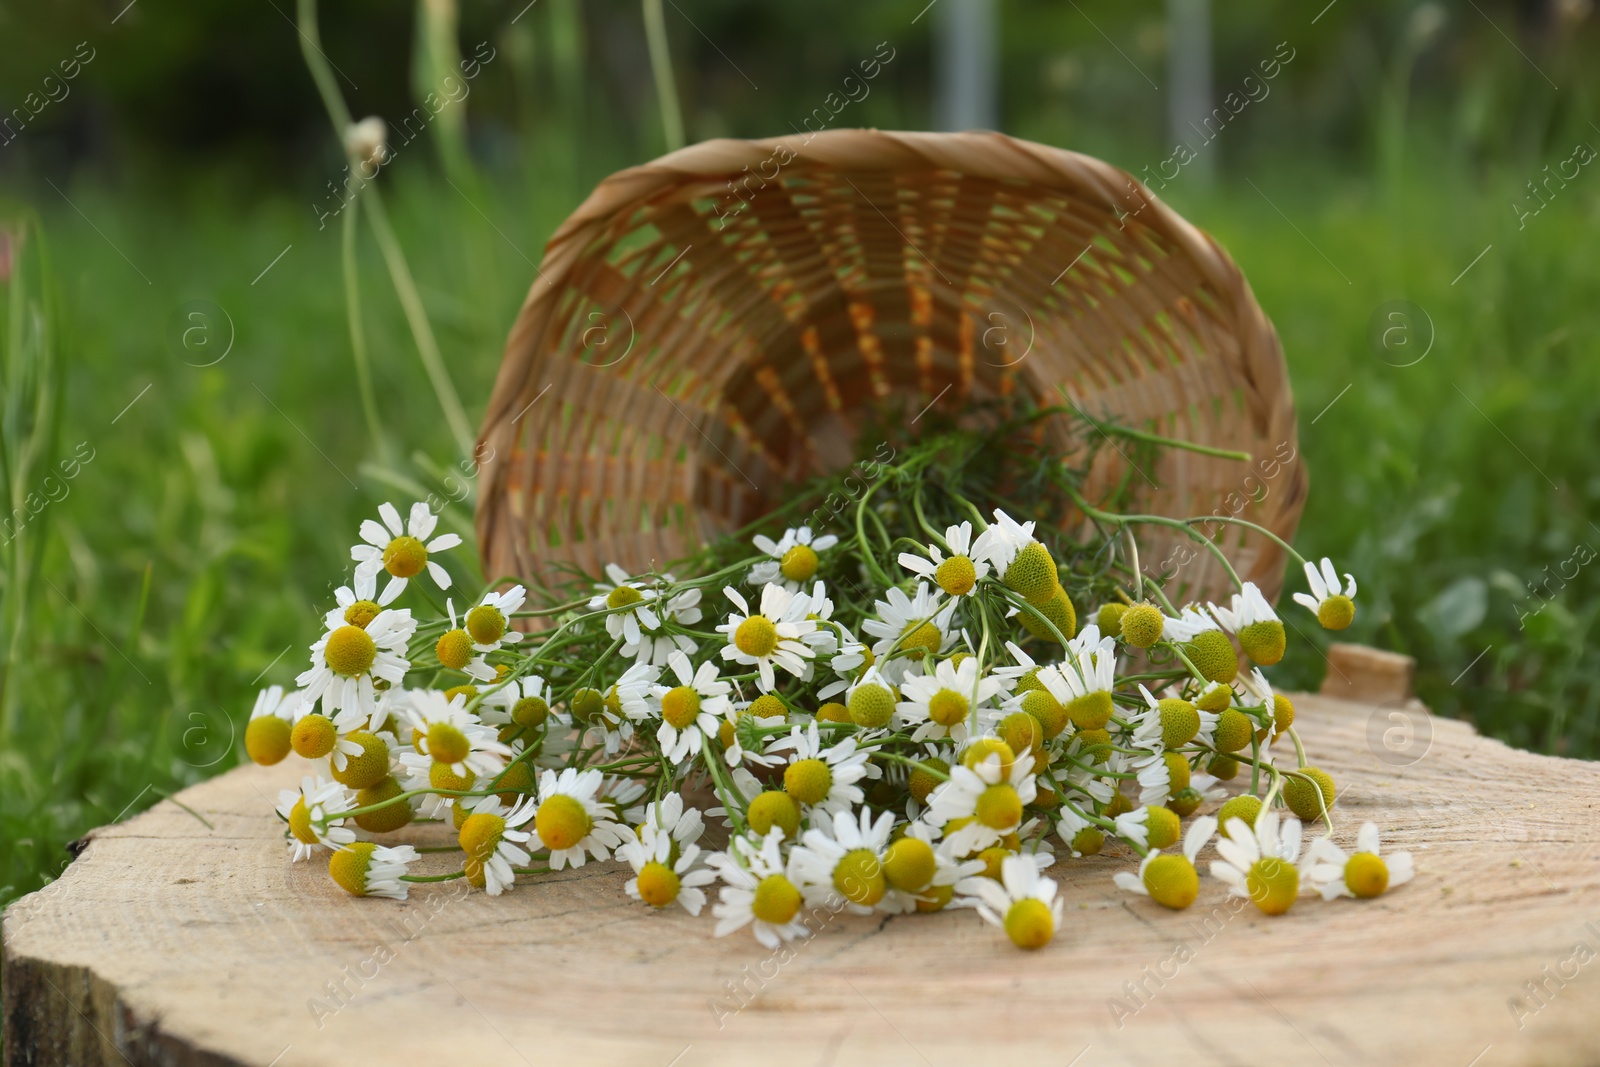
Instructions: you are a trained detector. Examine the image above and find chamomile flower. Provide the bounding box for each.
[898,522,990,597]
[1211,810,1306,915]
[1304,822,1414,900]
[1293,557,1359,631]
[1038,625,1116,732]
[872,821,961,912]
[437,598,496,683]
[971,508,1037,574]
[968,853,1064,949]
[298,607,416,731]
[768,721,872,815]
[588,564,662,649]
[990,641,1041,693]
[403,690,511,779]
[1129,684,1214,750]
[1162,604,1221,642]
[897,655,1003,743]
[789,807,897,913]
[619,825,716,914]
[458,795,537,895]
[244,684,300,765]
[709,828,813,949]
[481,673,557,732]
[464,585,527,653]
[323,567,383,631]
[718,583,816,692]
[1114,815,1218,910]
[572,661,658,754]
[328,843,419,900]
[526,767,628,870]
[629,577,702,666]
[276,775,356,862]
[350,501,462,604]
[653,650,732,765]
[634,792,706,850]
[861,582,956,666]
[749,526,839,591]
[925,750,1038,856]
[1207,582,1286,666]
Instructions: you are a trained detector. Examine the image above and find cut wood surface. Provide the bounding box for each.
[7,688,1600,1067]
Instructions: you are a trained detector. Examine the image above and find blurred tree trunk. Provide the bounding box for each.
[1166,0,1214,186]
[935,0,998,131]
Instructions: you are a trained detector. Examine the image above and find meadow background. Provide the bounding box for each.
[1,0,1597,908]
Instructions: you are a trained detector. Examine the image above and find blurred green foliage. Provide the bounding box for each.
[2,0,1599,909]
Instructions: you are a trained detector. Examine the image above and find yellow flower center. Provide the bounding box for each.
[1239,619,1286,666]
[908,758,949,804]
[1213,708,1253,753]
[382,535,427,578]
[512,696,549,729]
[976,845,1009,880]
[1345,852,1389,898]
[606,584,643,609]
[290,714,337,759]
[883,837,936,892]
[751,874,802,924]
[975,783,1022,829]
[1318,594,1355,631]
[288,796,319,844]
[815,701,851,723]
[848,682,895,728]
[999,711,1044,758]
[660,685,702,729]
[426,721,470,766]
[1004,898,1054,950]
[1066,690,1113,731]
[833,848,886,906]
[1002,542,1058,602]
[458,812,506,865]
[325,625,377,677]
[1143,854,1199,909]
[1246,857,1299,915]
[436,629,473,670]
[935,555,977,596]
[1119,602,1165,648]
[429,760,474,792]
[329,842,376,896]
[961,738,1015,775]
[1072,826,1104,856]
[331,730,389,790]
[246,715,291,766]
[734,615,779,658]
[535,794,592,851]
[466,604,507,645]
[355,775,413,834]
[898,620,942,660]
[343,599,382,628]
[747,790,802,839]
[569,687,604,724]
[916,884,955,913]
[1146,805,1181,850]
[779,544,819,582]
[1157,698,1201,748]
[1216,795,1262,836]
[927,688,969,727]
[494,760,536,804]
[784,758,833,806]
[636,860,681,907]
[1021,689,1067,738]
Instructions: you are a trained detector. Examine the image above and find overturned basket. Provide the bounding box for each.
[475,129,1306,604]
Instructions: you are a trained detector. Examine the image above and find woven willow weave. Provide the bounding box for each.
[476,129,1306,606]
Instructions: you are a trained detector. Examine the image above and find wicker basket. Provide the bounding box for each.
[475,129,1306,606]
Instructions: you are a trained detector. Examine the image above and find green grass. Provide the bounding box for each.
[2,143,1596,910]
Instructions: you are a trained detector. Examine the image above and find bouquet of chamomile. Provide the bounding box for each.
[244,406,1412,951]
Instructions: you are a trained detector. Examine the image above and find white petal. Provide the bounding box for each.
[1357,822,1381,855]
[428,561,452,589]
[427,533,463,552]
[360,519,393,549]
[409,502,438,540]
[378,502,404,537]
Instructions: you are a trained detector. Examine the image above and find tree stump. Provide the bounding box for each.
[7,680,1600,1067]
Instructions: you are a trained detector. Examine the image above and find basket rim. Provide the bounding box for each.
[475,128,1304,601]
